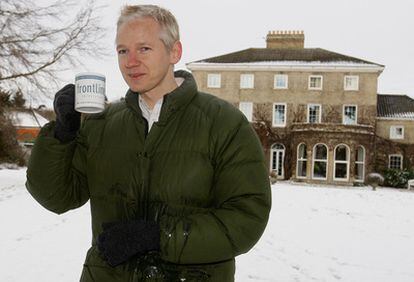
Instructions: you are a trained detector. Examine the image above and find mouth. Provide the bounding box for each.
[128,73,145,79]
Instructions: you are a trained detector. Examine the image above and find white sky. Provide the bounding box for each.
[54,0,414,104]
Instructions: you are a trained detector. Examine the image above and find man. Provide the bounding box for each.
[26,4,271,281]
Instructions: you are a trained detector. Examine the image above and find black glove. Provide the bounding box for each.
[53,84,81,142]
[97,220,160,267]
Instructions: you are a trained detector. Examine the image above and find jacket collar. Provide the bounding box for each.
[125,70,198,125]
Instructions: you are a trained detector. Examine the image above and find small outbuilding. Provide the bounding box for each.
[10,110,49,146]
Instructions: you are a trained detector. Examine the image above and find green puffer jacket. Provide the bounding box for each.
[26,70,271,281]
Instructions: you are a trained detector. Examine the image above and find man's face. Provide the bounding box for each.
[116,17,181,95]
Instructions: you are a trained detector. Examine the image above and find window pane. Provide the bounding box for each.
[207,74,221,88]
[345,77,353,88]
[356,147,364,162]
[335,145,347,161]
[275,75,287,88]
[272,151,277,170]
[344,106,356,124]
[315,145,327,160]
[313,161,327,178]
[389,156,402,169]
[335,163,347,179]
[355,164,364,180]
[240,74,254,88]
[298,160,307,177]
[274,104,285,125]
[298,144,307,159]
[345,76,358,90]
[239,102,253,122]
[308,105,320,123]
[278,152,283,176]
[309,76,322,89]
[272,144,284,150]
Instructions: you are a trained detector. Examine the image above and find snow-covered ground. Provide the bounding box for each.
[1,167,414,282]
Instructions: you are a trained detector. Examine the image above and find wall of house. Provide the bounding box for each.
[16,127,40,144]
[376,119,414,144]
[192,70,379,127]
[191,68,414,182]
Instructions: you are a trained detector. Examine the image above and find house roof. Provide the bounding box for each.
[10,110,49,128]
[377,94,414,119]
[190,48,384,66]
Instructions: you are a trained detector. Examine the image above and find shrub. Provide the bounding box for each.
[384,169,414,188]
[0,113,26,166]
[0,89,26,166]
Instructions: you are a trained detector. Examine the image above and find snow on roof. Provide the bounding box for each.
[188,60,381,67]
[189,48,384,65]
[377,94,414,120]
[10,111,49,127]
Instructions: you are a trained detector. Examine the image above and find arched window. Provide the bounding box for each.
[312,144,328,179]
[271,143,285,178]
[296,143,307,178]
[355,146,365,182]
[334,144,350,181]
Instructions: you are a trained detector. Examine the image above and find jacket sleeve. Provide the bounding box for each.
[26,121,89,214]
[159,107,272,264]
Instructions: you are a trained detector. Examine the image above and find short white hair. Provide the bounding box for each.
[117,4,180,50]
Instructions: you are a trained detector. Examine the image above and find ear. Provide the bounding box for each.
[169,41,182,64]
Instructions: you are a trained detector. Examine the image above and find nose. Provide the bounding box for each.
[125,52,140,68]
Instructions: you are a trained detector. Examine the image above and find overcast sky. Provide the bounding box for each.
[54,0,414,104]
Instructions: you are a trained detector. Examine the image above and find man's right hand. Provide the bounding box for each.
[53,84,81,142]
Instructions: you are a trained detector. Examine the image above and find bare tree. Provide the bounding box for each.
[252,103,282,144]
[0,0,108,99]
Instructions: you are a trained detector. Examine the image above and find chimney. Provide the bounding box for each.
[266,30,305,49]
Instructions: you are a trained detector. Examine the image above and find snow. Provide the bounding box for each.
[196,61,379,67]
[10,111,49,128]
[1,168,414,282]
[377,113,414,120]
[187,61,384,72]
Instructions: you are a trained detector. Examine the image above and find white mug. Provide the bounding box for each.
[75,72,106,113]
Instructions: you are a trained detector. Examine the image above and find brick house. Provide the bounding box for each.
[10,109,49,146]
[187,31,414,185]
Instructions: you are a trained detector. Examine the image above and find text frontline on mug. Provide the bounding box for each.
[75,73,106,114]
[76,83,105,95]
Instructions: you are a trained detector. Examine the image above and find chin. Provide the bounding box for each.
[128,83,145,93]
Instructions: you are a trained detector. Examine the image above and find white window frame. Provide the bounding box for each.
[307,104,322,123]
[355,145,365,182]
[270,143,285,178]
[207,73,221,88]
[312,143,328,180]
[240,74,254,89]
[333,144,350,182]
[308,75,323,90]
[390,125,404,140]
[343,105,358,125]
[239,102,253,122]
[274,74,288,89]
[272,103,287,127]
[296,143,307,179]
[344,75,359,91]
[388,154,403,170]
